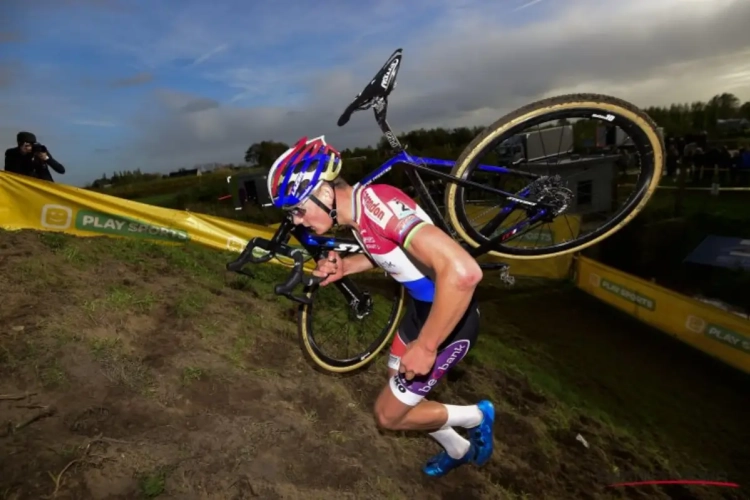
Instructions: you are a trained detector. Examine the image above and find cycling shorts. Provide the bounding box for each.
[388,295,480,406]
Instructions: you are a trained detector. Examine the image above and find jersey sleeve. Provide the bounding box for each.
[360,184,430,248]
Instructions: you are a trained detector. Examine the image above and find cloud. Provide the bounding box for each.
[0,0,749,187]
[111,72,153,88]
[123,0,750,171]
[71,119,118,127]
[513,0,546,12]
[180,98,220,114]
[190,44,229,67]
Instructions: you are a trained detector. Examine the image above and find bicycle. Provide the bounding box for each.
[226,48,665,374]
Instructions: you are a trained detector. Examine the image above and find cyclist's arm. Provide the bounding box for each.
[342,253,376,276]
[363,183,482,350]
[404,223,483,352]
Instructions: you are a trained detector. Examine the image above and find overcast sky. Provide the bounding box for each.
[1,0,749,186]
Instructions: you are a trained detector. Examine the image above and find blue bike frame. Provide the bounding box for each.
[295,148,551,258]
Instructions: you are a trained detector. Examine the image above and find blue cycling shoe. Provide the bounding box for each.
[422,445,475,477]
[469,400,495,467]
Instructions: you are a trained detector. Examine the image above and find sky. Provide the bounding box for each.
[1,0,749,187]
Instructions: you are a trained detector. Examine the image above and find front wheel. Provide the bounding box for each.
[297,271,406,374]
[445,93,665,259]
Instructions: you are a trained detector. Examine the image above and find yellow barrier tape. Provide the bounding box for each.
[575,255,750,375]
[0,171,315,267]
[0,172,575,279]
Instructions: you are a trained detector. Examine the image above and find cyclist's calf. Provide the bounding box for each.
[373,381,447,431]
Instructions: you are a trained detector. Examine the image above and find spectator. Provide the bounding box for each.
[666,144,679,178]
[740,147,750,169]
[4,131,66,182]
[692,147,705,182]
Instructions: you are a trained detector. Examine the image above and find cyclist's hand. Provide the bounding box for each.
[399,340,437,380]
[313,251,343,286]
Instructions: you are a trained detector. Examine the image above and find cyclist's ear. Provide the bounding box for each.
[316,183,335,203]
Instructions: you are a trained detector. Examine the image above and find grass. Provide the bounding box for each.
[134,193,181,207]
[642,187,750,219]
[139,468,168,498]
[0,228,746,500]
[90,169,232,199]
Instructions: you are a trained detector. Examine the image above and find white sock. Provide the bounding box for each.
[429,426,471,459]
[444,404,483,429]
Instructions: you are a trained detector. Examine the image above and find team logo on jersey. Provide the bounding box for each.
[362,189,391,229]
[363,190,385,220]
[387,199,415,219]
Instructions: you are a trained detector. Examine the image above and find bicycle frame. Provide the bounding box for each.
[362,98,555,257]
[226,96,550,304]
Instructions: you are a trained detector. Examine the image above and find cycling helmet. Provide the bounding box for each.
[267,135,342,215]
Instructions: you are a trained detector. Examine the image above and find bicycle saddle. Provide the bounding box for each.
[337,48,402,127]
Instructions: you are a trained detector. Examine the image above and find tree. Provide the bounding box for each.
[244,140,289,167]
[643,92,749,136]
[87,89,750,189]
[740,102,750,120]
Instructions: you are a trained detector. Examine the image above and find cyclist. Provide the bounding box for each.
[267,135,495,477]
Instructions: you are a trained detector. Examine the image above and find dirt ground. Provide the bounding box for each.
[0,229,747,500]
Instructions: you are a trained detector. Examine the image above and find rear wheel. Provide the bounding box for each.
[445,93,664,259]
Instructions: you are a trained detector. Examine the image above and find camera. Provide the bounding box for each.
[32,143,48,154]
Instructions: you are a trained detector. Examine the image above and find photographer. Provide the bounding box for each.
[4,131,66,182]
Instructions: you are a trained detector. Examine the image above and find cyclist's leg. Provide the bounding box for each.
[377,337,482,432]
[386,331,472,461]
[377,302,495,474]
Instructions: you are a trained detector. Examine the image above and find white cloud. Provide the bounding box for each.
[513,0,546,12]
[122,0,750,171]
[190,44,229,67]
[70,119,118,127]
[2,0,749,186]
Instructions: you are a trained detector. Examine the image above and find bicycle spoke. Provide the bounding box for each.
[450,99,661,256]
[305,273,400,363]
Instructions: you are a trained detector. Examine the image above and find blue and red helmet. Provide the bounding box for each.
[267,135,342,209]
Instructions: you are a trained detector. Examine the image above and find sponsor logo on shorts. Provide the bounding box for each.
[392,374,407,394]
[416,340,469,394]
[388,353,400,369]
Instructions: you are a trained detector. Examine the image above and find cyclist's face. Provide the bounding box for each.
[290,198,332,235]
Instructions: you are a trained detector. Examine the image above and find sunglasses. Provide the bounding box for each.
[285,204,307,217]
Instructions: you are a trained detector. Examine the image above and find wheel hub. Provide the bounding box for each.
[528,175,573,216]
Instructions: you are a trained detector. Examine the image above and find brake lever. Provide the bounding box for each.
[274,249,329,305]
[226,237,274,272]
